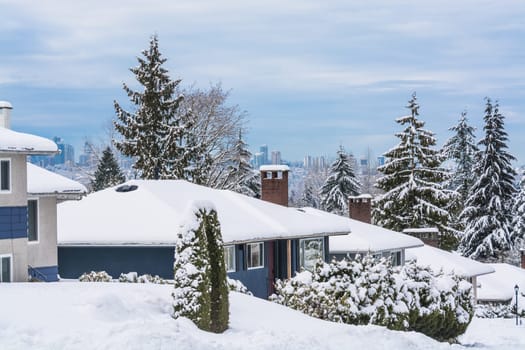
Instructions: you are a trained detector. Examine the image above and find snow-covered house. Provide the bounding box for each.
[57,180,352,298]
[301,207,424,266]
[0,101,86,282]
[406,245,495,302]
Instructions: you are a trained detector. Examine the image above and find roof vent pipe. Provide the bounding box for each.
[0,101,13,129]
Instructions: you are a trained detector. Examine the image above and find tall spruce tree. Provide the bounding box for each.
[373,93,458,248]
[459,99,517,261]
[319,145,361,216]
[113,35,203,180]
[442,111,478,201]
[441,112,478,232]
[221,130,260,197]
[91,147,125,191]
[510,173,525,263]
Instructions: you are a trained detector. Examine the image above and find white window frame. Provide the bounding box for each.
[246,242,264,270]
[224,245,236,272]
[0,158,11,193]
[28,198,39,243]
[299,237,325,271]
[0,254,12,282]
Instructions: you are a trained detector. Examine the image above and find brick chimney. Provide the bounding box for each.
[521,249,525,269]
[0,101,13,129]
[348,194,372,223]
[260,165,289,206]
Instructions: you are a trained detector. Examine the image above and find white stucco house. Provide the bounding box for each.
[0,101,86,283]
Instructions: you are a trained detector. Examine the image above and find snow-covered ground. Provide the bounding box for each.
[0,282,523,350]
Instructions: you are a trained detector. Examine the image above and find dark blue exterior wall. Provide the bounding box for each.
[228,242,270,298]
[0,206,27,240]
[29,265,59,282]
[58,246,175,279]
[59,236,331,299]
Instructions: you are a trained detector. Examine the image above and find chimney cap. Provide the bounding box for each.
[349,194,373,199]
[0,101,13,109]
[260,165,290,172]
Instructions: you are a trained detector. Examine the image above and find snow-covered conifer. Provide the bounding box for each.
[172,203,229,333]
[221,130,260,197]
[373,93,458,249]
[91,146,125,192]
[459,99,517,261]
[319,146,361,215]
[442,111,478,202]
[510,174,525,257]
[172,205,211,330]
[113,35,204,180]
[301,184,318,208]
[200,207,229,333]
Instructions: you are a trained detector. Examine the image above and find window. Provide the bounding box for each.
[0,159,10,192]
[224,245,235,272]
[0,255,11,282]
[299,238,325,271]
[265,171,272,179]
[391,251,402,266]
[28,199,38,242]
[247,242,264,269]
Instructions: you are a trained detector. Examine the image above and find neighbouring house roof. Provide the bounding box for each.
[476,263,525,302]
[0,127,58,155]
[58,180,351,246]
[299,207,424,253]
[27,163,87,200]
[405,245,495,278]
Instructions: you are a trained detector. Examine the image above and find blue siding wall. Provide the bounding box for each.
[28,265,59,282]
[227,242,271,298]
[58,246,175,279]
[0,206,28,240]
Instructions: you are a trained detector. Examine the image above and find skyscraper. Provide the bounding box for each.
[271,150,281,165]
[259,144,269,165]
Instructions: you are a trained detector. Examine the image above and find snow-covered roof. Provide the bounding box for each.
[27,163,87,199]
[477,263,525,302]
[58,180,351,246]
[298,208,424,253]
[405,245,495,278]
[259,165,290,172]
[0,128,58,154]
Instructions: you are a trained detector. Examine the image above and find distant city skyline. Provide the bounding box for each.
[1,1,524,164]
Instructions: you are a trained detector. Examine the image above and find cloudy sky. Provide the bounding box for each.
[1,0,524,163]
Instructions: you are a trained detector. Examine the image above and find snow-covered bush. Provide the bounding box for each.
[79,271,113,282]
[271,256,474,342]
[172,203,229,333]
[118,272,171,284]
[475,302,525,318]
[227,277,253,296]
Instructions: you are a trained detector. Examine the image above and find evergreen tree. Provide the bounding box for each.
[510,173,525,263]
[442,111,478,202]
[221,130,260,197]
[373,93,458,249]
[172,203,229,333]
[319,145,361,216]
[91,147,126,192]
[172,205,211,330]
[200,207,229,333]
[459,99,517,261]
[113,35,203,180]
[301,184,318,208]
